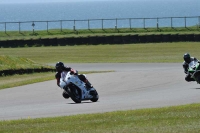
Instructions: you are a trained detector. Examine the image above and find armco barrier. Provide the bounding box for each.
[113,35,122,44]
[80,36,89,44]
[194,34,200,41]
[154,34,162,42]
[57,37,67,46]
[186,34,194,41]
[138,35,147,43]
[40,38,49,46]
[130,34,139,43]
[0,68,55,76]
[162,34,171,42]
[178,34,186,42]
[105,35,114,44]
[122,35,130,44]
[170,34,179,42]
[0,40,7,47]
[0,34,200,47]
[97,35,106,44]
[89,36,98,44]
[48,38,57,46]
[146,34,154,43]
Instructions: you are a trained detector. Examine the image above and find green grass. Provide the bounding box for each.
[0,55,53,70]
[0,27,199,40]
[0,42,200,64]
[0,103,200,133]
[0,72,54,89]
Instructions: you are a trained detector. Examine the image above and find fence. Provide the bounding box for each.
[0,16,200,33]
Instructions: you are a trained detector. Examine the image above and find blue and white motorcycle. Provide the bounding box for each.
[59,71,99,103]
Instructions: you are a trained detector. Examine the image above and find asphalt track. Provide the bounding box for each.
[0,63,200,120]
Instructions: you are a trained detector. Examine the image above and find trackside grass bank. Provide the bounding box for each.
[0,103,200,133]
[1,42,200,64]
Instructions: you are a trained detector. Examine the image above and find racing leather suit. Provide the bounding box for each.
[182,57,198,82]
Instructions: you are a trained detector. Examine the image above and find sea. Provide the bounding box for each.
[0,0,200,31]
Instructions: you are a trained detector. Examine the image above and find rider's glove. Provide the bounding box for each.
[70,69,77,75]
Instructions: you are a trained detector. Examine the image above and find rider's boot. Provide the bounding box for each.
[85,80,93,90]
[62,90,69,99]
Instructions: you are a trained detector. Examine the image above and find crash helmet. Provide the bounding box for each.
[183,53,191,63]
[55,62,64,72]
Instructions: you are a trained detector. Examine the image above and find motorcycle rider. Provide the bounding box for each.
[55,62,93,99]
[182,53,199,82]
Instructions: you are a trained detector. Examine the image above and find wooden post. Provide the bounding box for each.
[47,21,48,32]
[129,18,132,29]
[102,19,104,30]
[88,19,90,30]
[143,18,145,29]
[5,22,6,34]
[60,20,62,32]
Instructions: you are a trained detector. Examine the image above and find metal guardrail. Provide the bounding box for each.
[0,16,200,33]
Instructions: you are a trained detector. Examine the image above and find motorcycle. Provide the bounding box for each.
[188,60,200,84]
[59,71,99,103]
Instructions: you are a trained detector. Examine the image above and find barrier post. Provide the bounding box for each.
[185,17,186,28]
[60,20,62,32]
[129,18,132,29]
[32,22,35,34]
[88,19,90,30]
[115,18,117,30]
[46,21,48,32]
[73,20,76,31]
[157,18,159,30]
[171,17,173,28]
[5,22,6,34]
[19,22,21,33]
[102,19,104,30]
[143,18,145,29]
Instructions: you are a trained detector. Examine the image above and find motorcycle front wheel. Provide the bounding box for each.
[90,90,99,102]
[66,85,82,103]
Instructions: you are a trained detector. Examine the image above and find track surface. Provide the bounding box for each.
[1,63,200,120]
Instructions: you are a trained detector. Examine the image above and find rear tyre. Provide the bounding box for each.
[197,76,200,84]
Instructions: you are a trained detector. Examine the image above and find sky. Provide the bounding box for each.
[0,0,121,3]
[0,0,171,4]
[0,0,156,4]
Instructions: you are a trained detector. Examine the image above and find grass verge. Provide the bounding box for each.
[0,27,200,40]
[1,42,200,64]
[0,103,200,133]
[0,55,53,71]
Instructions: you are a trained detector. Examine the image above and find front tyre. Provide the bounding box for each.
[90,90,99,102]
[62,91,70,99]
[66,85,82,103]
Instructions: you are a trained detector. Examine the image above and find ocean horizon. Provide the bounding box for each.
[0,0,200,31]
